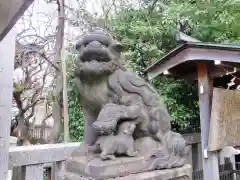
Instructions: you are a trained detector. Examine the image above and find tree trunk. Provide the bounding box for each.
[51,0,65,143]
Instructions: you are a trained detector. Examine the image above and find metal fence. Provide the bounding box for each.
[193,162,240,180]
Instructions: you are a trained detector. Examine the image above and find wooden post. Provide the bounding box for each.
[197,63,219,180]
[0,28,16,179]
[62,46,69,143]
[62,0,70,142]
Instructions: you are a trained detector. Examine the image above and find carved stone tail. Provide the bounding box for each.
[146,131,189,170]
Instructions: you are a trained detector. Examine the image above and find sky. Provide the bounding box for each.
[13,0,109,125]
[12,0,141,125]
[13,0,108,125]
[16,0,105,36]
[16,0,140,39]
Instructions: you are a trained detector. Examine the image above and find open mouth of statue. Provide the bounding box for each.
[80,47,111,62]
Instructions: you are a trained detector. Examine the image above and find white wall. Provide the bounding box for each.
[0,26,16,180]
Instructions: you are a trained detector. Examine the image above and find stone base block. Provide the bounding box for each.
[64,164,192,180]
[65,143,192,180]
[66,156,148,179]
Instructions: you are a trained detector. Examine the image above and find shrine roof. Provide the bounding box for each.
[145,42,240,80]
[0,0,34,41]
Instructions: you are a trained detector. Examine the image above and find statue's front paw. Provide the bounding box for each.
[100,152,116,161]
[127,149,138,157]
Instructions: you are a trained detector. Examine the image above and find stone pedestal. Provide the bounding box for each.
[64,147,192,180]
[64,163,192,180]
[64,143,192,180]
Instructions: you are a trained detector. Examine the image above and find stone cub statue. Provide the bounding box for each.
[89,121,138,160]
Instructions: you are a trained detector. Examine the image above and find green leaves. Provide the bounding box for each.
[153,77,200,133]
[109,5,201,133]
[67,0,240,136]
[14,83,25,92]
[66,55,84,142]
[68,79,84,142]
[107,0,240,133]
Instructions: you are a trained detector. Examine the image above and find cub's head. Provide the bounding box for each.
[74,30,125,78]
[118,121,136,135]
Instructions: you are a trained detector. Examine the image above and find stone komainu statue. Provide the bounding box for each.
[73,30,189,170]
